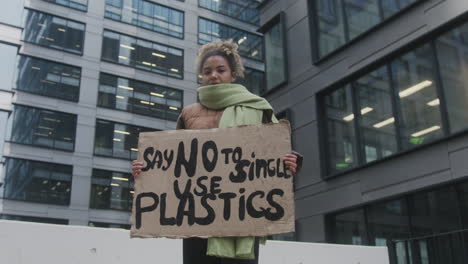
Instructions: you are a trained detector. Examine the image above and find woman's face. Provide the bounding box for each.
[201,55,235,86]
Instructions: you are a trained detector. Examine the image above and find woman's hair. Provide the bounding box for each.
[196,39,244,78]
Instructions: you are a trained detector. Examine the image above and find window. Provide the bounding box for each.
[0,0,24,27]
[89,221,130,229]
[101,30,184,79]
[10,105,77,151]
[327,180,468,264]
[258,13,287,92]
[312,0,423,60]
[323,85,357,175]
[329,209,367,245]
[199,0,260,25]
[16,56,81,101]
[238,67,265,95]
[0,111,8,160]
[0,214,68,225]
[43,0,88,11]
[90,169,133,211]
[0,43,18,91]
[3,158,72,205]
[97,73,182,121]
[104,0,184,39]
[94,119,156,160]
[198,17,263,61]
[320,19,468,177]
[23,9,85,55]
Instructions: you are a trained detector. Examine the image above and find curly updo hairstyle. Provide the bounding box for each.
[196,39,244,79]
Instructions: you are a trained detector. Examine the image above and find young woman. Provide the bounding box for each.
[132,40,301,264]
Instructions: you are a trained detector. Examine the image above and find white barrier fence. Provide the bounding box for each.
[0,220,389,264]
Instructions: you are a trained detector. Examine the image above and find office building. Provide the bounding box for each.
[258,0,468,263]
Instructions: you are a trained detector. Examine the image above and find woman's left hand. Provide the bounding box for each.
[283,153,298,174]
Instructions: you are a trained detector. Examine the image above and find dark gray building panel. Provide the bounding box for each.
[260,0,468,254]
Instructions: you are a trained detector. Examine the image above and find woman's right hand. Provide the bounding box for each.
[132,160,144,179]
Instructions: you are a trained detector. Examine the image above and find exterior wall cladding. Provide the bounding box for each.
[0,0,263,226]
[259,0,468,243]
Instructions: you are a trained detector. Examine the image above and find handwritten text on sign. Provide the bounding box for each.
[130,121,295,238]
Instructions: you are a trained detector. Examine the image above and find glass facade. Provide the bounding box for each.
[313,0,423,59]
[0,43,18,91]
[101,30,184,79]
[10,105,77,151]
[263,15,287,91]
[327,180,468,264]
[89,169,133,211]
[16,56,81,101]
[198,17,263,61]
[0,214,68,225]
[321,20,468,176]
[97,73,182,121]
[43,0,88,11]
[104,0,184,39]
[3,158,72,205]
[238,67,265,95]
[199,0,260,25]
[89,221,131,229]
[94,119,156,160]
[23,9,85,55]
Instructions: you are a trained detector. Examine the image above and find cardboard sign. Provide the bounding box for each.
[130,121,295,238]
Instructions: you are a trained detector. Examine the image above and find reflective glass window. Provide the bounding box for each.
[94,119,156,160]
[0,111,8,160]
[199,0,259,25]
[101,30,184,79]
[43,0,88,11]
[329,209,367,245]
[23,9,85,54]
[198,18,263,61]
[390,44,443,149]
[90,169,133,211]
[314,0,423,59]
[367,199,411,246]
[459,182,468,229]
[263,16,286,91]
[3,158,72,205]
[89,221,131,229]
[16,56,81,101]
[239,67,265,95]
[0,214,68,225]
[434,22,468,134]
[355,66,397,163]
[10,105,77,151]
[0,43,18,91]
[104,0,184,39]
[324,85,357,174]
[98,73,182,121]
[409,186,461,236]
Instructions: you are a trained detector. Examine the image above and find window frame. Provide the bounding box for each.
[15,54,82,102]
[104,0,185,39]
[22,8,86,56]
[308,0,428,63]
[257,12,288,96]
[97,72,183,121]
[2,157,73,206]
[42,0,88,12]
[93,118,158,160]
[197,17,264,62]
[317,14,468,179]
[8,103,78,152]
[100,29,184,80]
[198,0,260,26]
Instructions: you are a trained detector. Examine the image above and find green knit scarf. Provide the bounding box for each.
[198,83,277,260]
